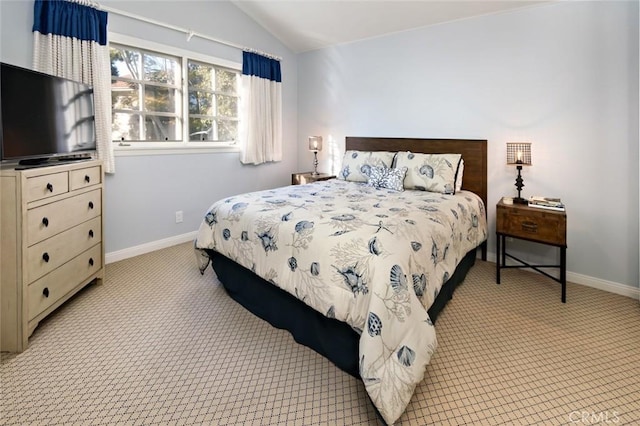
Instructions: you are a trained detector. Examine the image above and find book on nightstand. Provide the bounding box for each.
[528,196,565,211]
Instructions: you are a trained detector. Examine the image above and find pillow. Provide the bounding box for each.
[456,159,464,192]
[367,166,407,192]
[338,150,396,183]
[395,152,462,194]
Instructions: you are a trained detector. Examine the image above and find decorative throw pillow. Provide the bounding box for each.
[456,159,464,192]
[367,166,407,192]
[395,152,462,194]
[338,150,396,183]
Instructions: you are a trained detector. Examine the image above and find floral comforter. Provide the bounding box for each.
[194,179,487,424]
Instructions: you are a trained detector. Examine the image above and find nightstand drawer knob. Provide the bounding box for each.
[43,287,49,298]
[89,229,94,238]
[89,258,94,267]
[88,201,94,209]
[42,217,49,227]
[521,221,538,233]
[46,183,53,192]
[84,175,91,183]
[42,252,50,263]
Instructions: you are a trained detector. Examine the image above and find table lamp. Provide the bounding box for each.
[309,136,323,176]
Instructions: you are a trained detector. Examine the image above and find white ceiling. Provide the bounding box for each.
[233,0,552,53]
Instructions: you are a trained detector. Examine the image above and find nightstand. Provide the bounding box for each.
[496,199,567,302]
[291,172,335,185]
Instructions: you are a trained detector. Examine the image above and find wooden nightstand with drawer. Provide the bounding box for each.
[291,172,335,185]
[496,199,567,302]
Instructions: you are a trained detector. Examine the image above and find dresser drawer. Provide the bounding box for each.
[27,243,102,321]
[497,206,566,246]
[25,216,102,283]
[69,166,101,191]
[25,171,69,203]
[26,189,102,246]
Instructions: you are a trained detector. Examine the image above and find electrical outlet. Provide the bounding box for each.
[175,210,183,223]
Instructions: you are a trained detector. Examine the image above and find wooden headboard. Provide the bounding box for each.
[345,137,488,209]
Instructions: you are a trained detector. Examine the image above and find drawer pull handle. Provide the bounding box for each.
[89,258,94,266]
[88,201,94,209]
[46,183,53,192]
[84,175,91,183]
[43,252,50,263]
[43,287,49,298]
[89,229,94,238]
[521,221,538,232]
[42,217,49,227]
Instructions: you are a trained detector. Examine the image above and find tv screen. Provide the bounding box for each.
[0,62,96,165]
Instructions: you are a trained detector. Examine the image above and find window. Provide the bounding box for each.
[187,60,239,142]
[110,45,181,142]
[109,35,241,152]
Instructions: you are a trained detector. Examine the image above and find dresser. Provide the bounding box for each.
[1,160,104,352]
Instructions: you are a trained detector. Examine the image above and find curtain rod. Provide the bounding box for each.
[99,5,282,61]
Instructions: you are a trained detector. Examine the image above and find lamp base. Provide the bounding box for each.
[513,165,526,204]
[311,151,319,177]
[513,197,528,205]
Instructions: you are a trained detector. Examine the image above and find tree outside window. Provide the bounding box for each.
[110,43,240,145]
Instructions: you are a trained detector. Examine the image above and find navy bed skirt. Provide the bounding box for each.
[205,247,478,378]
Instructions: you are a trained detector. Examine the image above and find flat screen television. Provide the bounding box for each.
[0,62,96,167]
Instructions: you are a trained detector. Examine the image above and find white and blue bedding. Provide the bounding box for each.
[194,178,487,424]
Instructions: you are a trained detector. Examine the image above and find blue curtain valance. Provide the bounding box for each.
[32,0,108,46]
[242,51,281,83]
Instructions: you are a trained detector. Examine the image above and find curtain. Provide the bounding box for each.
[239,52,282,165]
[32,0,114,173]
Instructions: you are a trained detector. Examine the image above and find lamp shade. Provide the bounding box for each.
[308,136,323,152]
[506,142,532,165]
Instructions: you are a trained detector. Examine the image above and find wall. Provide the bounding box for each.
[0,0,298,256]
[297,1,640,293]
[1,1,638,294]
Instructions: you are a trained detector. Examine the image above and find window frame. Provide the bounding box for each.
[109,33,242,156]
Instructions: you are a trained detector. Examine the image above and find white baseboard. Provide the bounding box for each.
[565,271,639,299]
[486,251,639,300]
[107,241,639,300]
[105,231,197,264]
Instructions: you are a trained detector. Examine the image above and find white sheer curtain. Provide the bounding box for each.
[32,0,115,173]
[239,51,282,165]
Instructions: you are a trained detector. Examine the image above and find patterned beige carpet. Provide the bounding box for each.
[1,242,639,425]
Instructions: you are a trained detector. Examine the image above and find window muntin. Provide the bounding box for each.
[109,42,240,147]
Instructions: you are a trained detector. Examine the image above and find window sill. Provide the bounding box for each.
[114,144,240,157]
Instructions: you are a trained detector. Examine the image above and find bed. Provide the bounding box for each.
[195,137,488,424]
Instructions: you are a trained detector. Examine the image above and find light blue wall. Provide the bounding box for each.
[2,1,638,291]
[100,1,298,253]
[0,0,298,254]
[297,1,639,290]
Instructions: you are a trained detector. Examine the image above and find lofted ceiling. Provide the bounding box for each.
[232,0,552,53]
